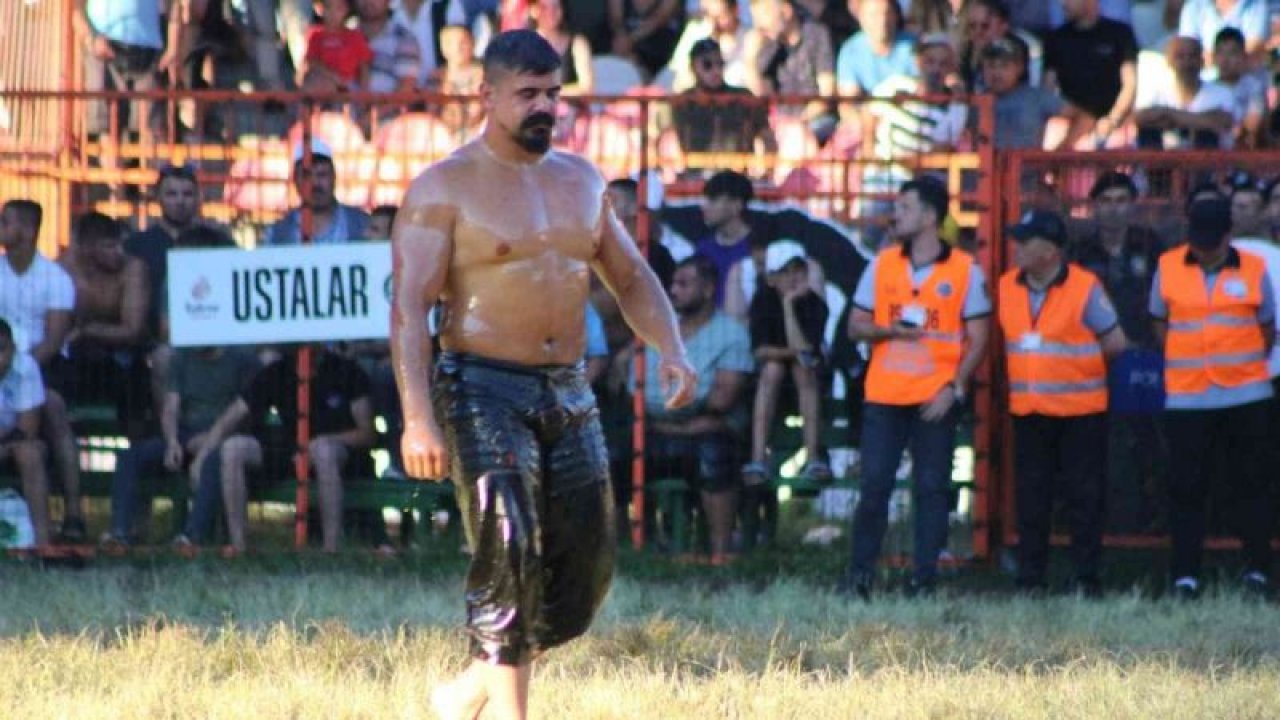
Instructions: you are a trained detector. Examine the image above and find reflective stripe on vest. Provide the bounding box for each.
[1159,246,1269,396]
[865,247,973,406]
[998,264,1108,417]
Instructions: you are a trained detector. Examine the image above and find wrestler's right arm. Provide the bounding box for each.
[390,171,455,481]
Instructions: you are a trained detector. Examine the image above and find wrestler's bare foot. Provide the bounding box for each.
[430,672,488,720]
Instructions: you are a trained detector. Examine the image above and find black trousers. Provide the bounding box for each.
[1012,413,1107,585]
[1164,400,1273,581]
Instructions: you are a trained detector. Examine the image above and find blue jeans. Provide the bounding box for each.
[110,433,190,539]
[182,443,227,543]
[849,402,958,584]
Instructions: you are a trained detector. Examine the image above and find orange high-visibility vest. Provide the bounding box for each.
[998,264,1108,417]
[865,245,974,405]
[1159,245,1269,397]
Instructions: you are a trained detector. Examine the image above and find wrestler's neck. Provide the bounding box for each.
[479,130,549,167]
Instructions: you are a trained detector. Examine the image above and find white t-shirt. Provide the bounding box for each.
[1232,237,1280,377]
[0,254,75,354]
[394,0,467,87]
[1136,78,1239,147]
[0,352,45,433]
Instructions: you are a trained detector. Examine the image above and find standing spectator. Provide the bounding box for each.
[187,348,377,553]
[669,0,751,91]
[530,0,595,95]
[1178,0,1269,63]
[1151,196,1275,598]
[265,141,371,245]
[0,201,80,543]
[745,240,830,485]
[357,0,424,94]
[299,0,374,92]
[1000,211,1127,596]
[397,0,469,85]
[1228,181,1280,393]
[0,319,52,548]
[1070,171,1167,534]
[668,39,777,175]
[1134,36,1237,150]
[744,0,838,143]
[845,178,990,598]
[72,0,182,137]
[608,0,683,79]
[835,0,918,99]
[982,35,1078,149]
[645,256,754,563]
[1042,0,1138,149]
[1211,28,1268,149]
[101,345,259,548]
[696,170,761,317]
[434,24,487,134]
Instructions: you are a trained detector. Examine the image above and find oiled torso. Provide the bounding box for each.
[437,143,604,366]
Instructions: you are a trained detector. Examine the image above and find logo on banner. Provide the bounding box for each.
[185,276,220,320]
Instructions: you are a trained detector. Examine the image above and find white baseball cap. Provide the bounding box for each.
[292,138,334,163]
[765,240,806,274]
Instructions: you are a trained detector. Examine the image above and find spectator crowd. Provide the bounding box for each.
[2,0,1280,600]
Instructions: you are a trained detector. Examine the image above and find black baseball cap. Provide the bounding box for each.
[690,38,722,60]
[1007,209,1068,247]
[982,34,1027,62]
[1186,197,1232,246]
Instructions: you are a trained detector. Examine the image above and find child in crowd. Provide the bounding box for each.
[433,24,486,135]
[299,0,373,92]
[981,34,1077,149]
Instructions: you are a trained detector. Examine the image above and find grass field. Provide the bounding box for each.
[2,538,1278,720]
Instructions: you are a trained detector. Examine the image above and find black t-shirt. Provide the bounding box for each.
[1044,18,1139,119]
[673,85,771,156]
[241,352,371,449]
[748,286,829,354]
[1068,225,1165,348]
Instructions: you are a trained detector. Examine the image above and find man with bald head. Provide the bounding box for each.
[390,30,695,720]
[1134,36,1238,149]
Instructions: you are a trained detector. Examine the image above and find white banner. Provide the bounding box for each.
[167,243,391,347]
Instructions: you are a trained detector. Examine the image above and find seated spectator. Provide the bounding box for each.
[433,24,486,134]
[0,319,52,548]
[669,0,751,91]
[265,141,371,245]
[1042,0,1138,149]
[72,0,178,138]
[299,0,373,92]
[744,0,838,143]
[745,240,830,484]
[1177,0,1269,65]
[1134,36,1237,150]
[185,348,378,553]
[667,38,777,177]
[55,212,152,439]
[645,256,753,563]
[906,0,959,36]
[696,170,764,318]
[1210,28,1267,149]
[101,345,260,548]
[836,0,918,100]
[982,35,1078,149]
[531,0,594,95]
[795,0,859,50]
[958,0,1042,91]
[366,204,399,239]
[609,0,683,79]
[357,0,423,95]
[0,200,81,542]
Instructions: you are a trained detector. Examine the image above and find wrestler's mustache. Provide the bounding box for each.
[520,113,555,131]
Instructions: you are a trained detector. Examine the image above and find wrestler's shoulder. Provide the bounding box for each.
[403,149,473,204]
[545,150,605,182]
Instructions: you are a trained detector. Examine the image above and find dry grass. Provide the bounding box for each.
[1,555,1278,719]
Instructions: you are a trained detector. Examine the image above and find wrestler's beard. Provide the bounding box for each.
[514,112,555,154]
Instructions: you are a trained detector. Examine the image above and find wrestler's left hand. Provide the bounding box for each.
[659,354,697,410]
[402,418,449,481]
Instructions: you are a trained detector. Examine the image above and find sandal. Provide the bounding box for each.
[741,462,769,487]
[59,516,87,544]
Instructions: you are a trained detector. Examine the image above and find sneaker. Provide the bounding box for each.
[171,534,198,558]
[59,516,87,544]
[1172,576,1200,601]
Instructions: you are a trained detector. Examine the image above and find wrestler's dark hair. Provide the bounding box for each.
[1089,171,1138,200]
[74,211,121,245]
[900,177,949,228]
[677,254,721,290]
[2,199,42,235]
[483,29,562,80]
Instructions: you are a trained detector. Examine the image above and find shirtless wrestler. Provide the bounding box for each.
[390,30,697,720]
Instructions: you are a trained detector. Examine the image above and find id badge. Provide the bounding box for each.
[901,304,926,328]
[1020,332,1043,351]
